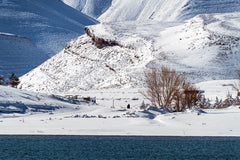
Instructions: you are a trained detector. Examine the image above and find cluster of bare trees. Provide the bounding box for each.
[142,66,199,112]
[0,73,20,88]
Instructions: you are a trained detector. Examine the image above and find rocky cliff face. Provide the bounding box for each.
[84,27,122,49]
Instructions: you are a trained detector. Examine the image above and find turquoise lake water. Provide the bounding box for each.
[0,136,239,160]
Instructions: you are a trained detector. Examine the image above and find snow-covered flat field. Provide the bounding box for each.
[1,106,240,136]
[1,80,240,136]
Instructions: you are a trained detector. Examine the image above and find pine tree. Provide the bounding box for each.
[7,73,20,88]
[0,76,4,85]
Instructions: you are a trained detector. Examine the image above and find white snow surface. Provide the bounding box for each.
[1,80,240,136]
[0,85,84,114]
[0,0,97,56]
[19,12,240,94]
[99,0,187,22]
[99,0,240,22]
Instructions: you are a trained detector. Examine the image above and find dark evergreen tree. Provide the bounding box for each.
[7,73,20,88]
[0,76,4,85]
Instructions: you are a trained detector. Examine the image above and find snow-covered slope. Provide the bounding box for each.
[0,0,98,56]
[0,85,84,114]
[0,33,48,77]
[182,0,240,20]
[18,12,240,94]
[99,0,240,22]
[99,0,187,22]
[62,0,240,22]
[62,0,111,19]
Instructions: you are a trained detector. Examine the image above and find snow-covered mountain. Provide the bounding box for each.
[0,0,97,77]
[18,12,240,94]
[62,0,111,19]
[0,33,48,77]
[62,0,240,22]
[99,0,240,22]
[0,0,98,56]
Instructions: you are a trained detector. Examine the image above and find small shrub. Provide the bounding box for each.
[140,101,146,110]
[7,73,20,88]
[197,96,211,109]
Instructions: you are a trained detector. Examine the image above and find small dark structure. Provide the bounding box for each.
[65,95,96,103]
[127,104,130,109]
[83,97,96,103]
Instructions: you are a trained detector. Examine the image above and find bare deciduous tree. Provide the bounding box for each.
[233,70,240,96]
[142,66,199,112]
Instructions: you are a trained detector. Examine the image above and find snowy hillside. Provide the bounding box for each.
[99,0,240,22]
[99,0,187,22]
[0,85,84,114]
[0,33,48,77]
[18,12,240,94]
[62,0,111,19]
[0,0,98,56]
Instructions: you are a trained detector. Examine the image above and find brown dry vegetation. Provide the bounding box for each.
[142,66,199,112]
